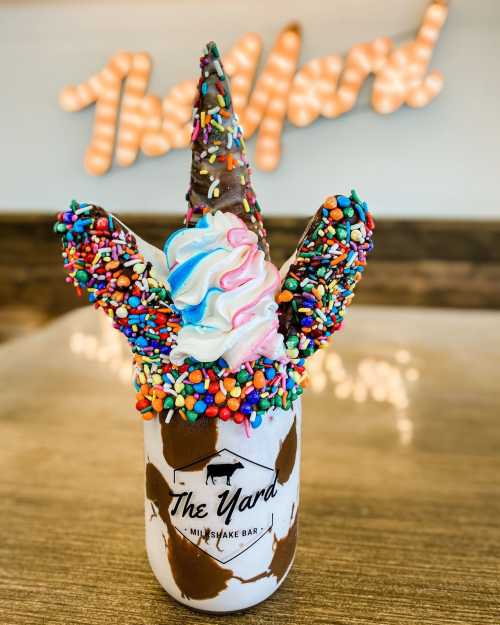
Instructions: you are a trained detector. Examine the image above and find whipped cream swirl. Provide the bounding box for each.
[164,212,285,369]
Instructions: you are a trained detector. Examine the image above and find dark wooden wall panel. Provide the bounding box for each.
[1,214,499,340]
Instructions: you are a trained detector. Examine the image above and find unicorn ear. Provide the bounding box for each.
[277,191,375,360]
[55,201,178,354]
[186,41,270,259]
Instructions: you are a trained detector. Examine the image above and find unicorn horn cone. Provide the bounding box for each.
[186,41,270,258]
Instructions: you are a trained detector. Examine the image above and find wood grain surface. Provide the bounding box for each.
[0,306,499,625]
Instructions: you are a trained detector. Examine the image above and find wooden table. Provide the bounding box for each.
[1,306,499,624]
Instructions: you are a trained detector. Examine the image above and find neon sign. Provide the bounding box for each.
[59,0,447,175]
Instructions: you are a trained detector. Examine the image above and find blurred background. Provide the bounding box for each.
[1,2,500,623]
[1,0,499,342]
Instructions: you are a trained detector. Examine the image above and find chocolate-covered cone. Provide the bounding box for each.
[186,41,270,258]
[55,200,179,365]
[277,190,375,359]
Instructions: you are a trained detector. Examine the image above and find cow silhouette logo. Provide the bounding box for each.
[206,461,244,486]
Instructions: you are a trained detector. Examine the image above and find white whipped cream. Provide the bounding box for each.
[164,211,285,369]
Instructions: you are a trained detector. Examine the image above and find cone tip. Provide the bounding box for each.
[204,41,221,58]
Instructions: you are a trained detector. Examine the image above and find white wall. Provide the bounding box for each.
[1,0,499,218]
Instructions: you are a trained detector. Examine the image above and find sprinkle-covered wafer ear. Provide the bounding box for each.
[277,190,375,360]
[186,41,270,258]
[54,201,180,362]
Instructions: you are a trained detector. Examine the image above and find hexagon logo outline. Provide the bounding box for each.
[170,447,277,563]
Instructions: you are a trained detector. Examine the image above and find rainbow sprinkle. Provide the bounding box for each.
[278,190,375,359]
[55,202,305,428]
[186,42,269,258]
[53,41,375,430]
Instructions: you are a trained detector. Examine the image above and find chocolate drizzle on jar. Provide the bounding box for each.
[275,413,298,485]
[161,414,218,471]
[235,509,299,585]
[146,462,233,600]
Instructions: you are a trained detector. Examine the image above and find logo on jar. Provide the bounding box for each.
[169,448,279,563]
[205,461,244,486]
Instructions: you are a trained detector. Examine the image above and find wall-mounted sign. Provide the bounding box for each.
[59,0,447,175]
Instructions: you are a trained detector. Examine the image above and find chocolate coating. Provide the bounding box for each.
[186,41,270,258]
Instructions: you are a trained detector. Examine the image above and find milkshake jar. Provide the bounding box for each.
[54,34,375,618]
[144,400,301,613]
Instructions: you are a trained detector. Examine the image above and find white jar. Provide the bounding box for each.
[144,399,301,613]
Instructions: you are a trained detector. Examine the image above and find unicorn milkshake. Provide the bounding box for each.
[54,41,374,612]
